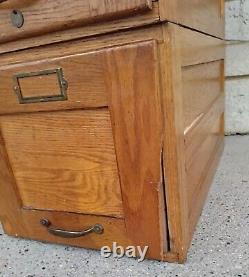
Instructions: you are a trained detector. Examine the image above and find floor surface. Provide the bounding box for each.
[0,136,248,277]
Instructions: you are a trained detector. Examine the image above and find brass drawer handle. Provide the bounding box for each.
[40,219,104,238]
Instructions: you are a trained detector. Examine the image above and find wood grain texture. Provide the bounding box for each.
[159,23,225,262]
[0,22,226,263]
[0,25,162,68]
[186,115,222,208]
[187,132,224,244]
[185,95,225,166]
[0,131,27,236]
[179,26,224,67]
[159,0,224,38]
[182,61,223,130]
[159,23,189,262]
[0,0,152,43]
[0,50,111,115]
[0,2,160,55]
[20,210,130,250]
[104,40,167,260]
[0,110,123,217]
[18,73,61,98]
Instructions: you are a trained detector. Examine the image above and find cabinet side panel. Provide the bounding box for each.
[160,23,225,262]
[180,27,225,247]
[159,0,224,38]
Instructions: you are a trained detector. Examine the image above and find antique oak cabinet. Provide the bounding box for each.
[0,0,225,263]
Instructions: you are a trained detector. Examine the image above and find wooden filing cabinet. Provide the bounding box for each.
[0,0,225,263]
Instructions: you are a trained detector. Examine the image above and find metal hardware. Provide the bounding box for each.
[10,10,24,28]
[13,68,68,104]
[40,219,104,238]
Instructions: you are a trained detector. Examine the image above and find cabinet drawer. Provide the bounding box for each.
[0,0,152,43]
[0,45,112,115]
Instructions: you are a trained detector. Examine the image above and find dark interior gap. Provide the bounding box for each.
[161,149,171,253]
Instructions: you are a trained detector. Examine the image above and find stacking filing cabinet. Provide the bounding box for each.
[0,0,225,263]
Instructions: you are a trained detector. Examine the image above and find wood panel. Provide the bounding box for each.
[0,50,111,115]
[159,24,189,262]
[0,109,123,217]
[187,129,224,243]
[0,25,162,68]
[0,2,160,55]
[186,116,223,213]
[104,40,167,259]
[185,95,225,165]
[0,0,152,43]
[18,73,60,98]
[20,210,130,250]
[0,131,26,236]
[0,124,130,252]
[179,26,224,67]
[182,61,223,130]
[159,0,224,38]
[159,23,225,262]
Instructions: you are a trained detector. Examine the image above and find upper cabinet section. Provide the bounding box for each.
[0,0,153,43]
[159,0,225,39]
[0,0,224,53]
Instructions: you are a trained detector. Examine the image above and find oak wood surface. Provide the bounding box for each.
[20,210,130,250]
[0,1,225,54]
[182,61,223,129]
[159,23,224,262]
[159,0,224,39]
[179,27,224,67]
[159,24,189,262]
[0,0,152,44]
[0,22,225,263]
[186,116,223,215]
[0,25,162,68]
[185,95,225,166]
[104,40,167,259]
[0,131,26,235]
[0,109,124,217]
[0,2,160,55]
[188,135,224,244]
[0,49,112,115]
[18,72,61,98]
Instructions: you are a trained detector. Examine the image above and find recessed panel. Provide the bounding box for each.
[0,109,124,217]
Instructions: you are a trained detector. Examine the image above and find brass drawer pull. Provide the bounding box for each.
[40,219,104,238]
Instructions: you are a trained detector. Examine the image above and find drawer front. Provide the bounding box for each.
[0,0,152,43]
[0,47,111,115]
[12,210,130,252]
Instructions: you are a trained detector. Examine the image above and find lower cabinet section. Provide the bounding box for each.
[0,23,225,263]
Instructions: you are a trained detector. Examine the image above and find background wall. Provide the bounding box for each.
[226,0,249,134]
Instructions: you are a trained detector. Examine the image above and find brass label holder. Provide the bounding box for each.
[13,68,68,104]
